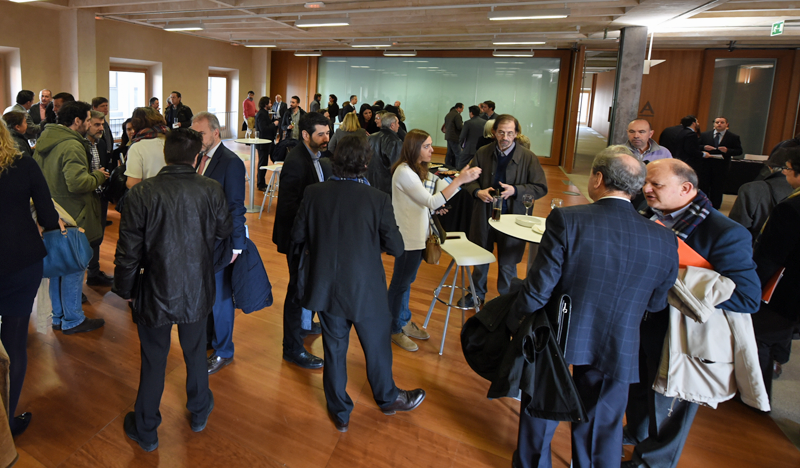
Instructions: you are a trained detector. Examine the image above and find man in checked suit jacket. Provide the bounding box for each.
[191,112,247,375]
[507,146,679,468]
[273,112,332,370]
[697,116,744,209]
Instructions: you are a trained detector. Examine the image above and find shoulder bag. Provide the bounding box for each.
[42,226,93,278]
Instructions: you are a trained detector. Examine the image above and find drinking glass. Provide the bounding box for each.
[253,130,259,140]
[245,128,251,139]
[550,198,563,210]
[522,194,534,216]
[491,195,503,221]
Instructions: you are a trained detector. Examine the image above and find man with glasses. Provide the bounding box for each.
[461,114,547,307]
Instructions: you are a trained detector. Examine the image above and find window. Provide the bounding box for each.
[109,70,146,120]
[208,76,227,127]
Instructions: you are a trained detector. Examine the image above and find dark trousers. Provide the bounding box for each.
[698,158,730,209]
[256,143,274,188]
[134,319,210,444]
[210,266,235,358]
[445,139,460,168]
[472,230,523,299]
[88,198,109,278]
[318,311,398,424]
[625,312,698,468]
[753,305,798,401]
[283,254,306,356]
[515,365,628,468]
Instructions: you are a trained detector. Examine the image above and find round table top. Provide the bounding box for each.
[233,138,272,144]
[489,214,546,243]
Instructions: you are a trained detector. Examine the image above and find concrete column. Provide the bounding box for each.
[609,26,647,145]
[59,9,97,100]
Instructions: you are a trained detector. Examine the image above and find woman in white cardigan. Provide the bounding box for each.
[388,129,481,352]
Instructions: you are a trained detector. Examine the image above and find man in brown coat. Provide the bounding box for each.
[463,114,548,306]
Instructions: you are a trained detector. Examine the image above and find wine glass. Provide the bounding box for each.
[522,194,534,216]
[550,198,563,210]
[245,128,252,139]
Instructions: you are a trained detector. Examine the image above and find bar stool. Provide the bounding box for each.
[423,232,496,355]
[258,163,283,219]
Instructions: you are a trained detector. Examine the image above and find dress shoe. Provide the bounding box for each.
[10,413,31,437]
[63,318,105,335]
[86,271,114,287]
[774,361,782,379]
[402,322,430,340]
[381,388,425,415]
[282,350,324,369]
[207,354,233,375]
[52,323,61,331]
[328,411,348,433]
[124,412,158,452]
[457,293,483,308]
[258,185,267,192]
[191,391,214,432]
[391,333,418,352]
[309,321,322,335]
[81,293,88,304]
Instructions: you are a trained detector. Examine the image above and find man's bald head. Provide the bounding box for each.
[642,159,698,213]
[627,119,654,151]
[589,145,646,200]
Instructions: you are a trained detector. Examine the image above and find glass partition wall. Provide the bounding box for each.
[318,56,562,158]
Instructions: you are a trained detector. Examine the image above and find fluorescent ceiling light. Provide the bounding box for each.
[294,51,322,56]
[296,18,350,27]
[164,22,204,31]
[384,50,417,57]
[244,43,277,48]
[493,50,535,57]
[493,41,546,45]
[351,41,394,48]
[8,0,39,3]
[488,8,570,21]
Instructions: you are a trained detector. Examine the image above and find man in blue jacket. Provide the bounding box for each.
[623,158,761,468]
[191,112,247,375]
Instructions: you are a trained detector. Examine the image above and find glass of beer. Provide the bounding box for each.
[492,195,503,221]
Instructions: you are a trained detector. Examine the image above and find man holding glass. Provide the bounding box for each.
[462,114,547,307]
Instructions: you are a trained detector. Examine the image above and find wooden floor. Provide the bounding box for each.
[12,151,800,467]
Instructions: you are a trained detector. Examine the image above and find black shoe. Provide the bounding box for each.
[52,323,61,331]
[282,350,324,369]
[381,388,425,415]
[328,411,348,433]
[63,318,105,335]
[621,460,643,468]
[86,272,114,287]
[457,293,483,308]
[191,391,214,432]
[81,293,88,304]
[309,321,322,335]
[10,412,31,437]
[124,412,158,452]
[207,354,233,375]
[258,185,267,192]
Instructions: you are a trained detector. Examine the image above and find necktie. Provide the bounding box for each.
[197,153,210,174]
[714,132,720,147]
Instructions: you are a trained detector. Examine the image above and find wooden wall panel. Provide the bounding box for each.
[638,50,704,138]
[269,51,319,108]
[590,70,615,138]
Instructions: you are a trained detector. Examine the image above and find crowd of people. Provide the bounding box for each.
[0,85,797,468]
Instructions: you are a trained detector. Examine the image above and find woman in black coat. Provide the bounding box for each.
[358,104,378,135]
[2,111,33,158]
[0,123,60,436]
[255,96,277,190]
[326,94,340,124]
[291,135,425,432]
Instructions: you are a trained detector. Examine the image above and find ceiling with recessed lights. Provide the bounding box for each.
[21,0,800,51]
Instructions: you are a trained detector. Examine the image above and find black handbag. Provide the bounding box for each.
[105,163,128,204]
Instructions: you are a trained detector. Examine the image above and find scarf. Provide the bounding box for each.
[642,190,713,240]
[329,175,370,185]
[131,125,169,143]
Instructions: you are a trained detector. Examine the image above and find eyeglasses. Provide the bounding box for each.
[495,130,517,138]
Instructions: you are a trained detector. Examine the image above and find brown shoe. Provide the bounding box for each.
[328,411,348,432]
[402,322,430,340]
[381,389,425,415]
[391,333,418,352]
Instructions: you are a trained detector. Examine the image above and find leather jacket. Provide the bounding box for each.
[366,127,403,195]
[113,165,232,327]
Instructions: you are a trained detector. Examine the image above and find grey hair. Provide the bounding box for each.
[192,111,220,133]
[591,145,646,197]
[90,110,105,120]
[670,159,699,188]
[380,112,398,128]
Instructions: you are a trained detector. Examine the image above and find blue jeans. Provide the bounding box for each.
[50,270,86,330]
[387,249,423,334]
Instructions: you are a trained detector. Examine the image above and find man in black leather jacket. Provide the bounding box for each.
[113,128,232,452]
[366,112,402,194]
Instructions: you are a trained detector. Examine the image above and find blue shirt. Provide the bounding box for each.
[305,143,325,182]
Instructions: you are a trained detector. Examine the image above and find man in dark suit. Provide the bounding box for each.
[458,105,487,168]
[697,116,743,208]
[273,112,332,369]
[272,94,287,125]
[291,134,425,432]
[623,158,761,468]
[91,97,114,157]
[190,112,247,375]
[340,95,358,122]
[165,91,193,129]
[509,146,679,468]
[443,103,464,167]
[28,89,51,130]
[660,116,710,175]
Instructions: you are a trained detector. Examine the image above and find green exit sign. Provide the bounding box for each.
[772,20,784,36]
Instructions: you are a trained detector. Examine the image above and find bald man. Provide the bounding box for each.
[625,119,672,163]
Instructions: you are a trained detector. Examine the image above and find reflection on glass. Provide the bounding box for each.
[318,57,561,157]
[708,58,776,155]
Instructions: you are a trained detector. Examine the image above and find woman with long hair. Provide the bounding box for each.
[110,118,134,165]
[328,112,367,154]
[387,129,481,351]
[2,111,33,158]
[0,123,60,435]
[358,104,377,135]
[255,96,278,190]
[125,107,169,189]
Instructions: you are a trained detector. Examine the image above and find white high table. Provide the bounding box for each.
[488,214,547,243]
[234,138,272,213]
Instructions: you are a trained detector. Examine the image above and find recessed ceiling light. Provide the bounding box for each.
[294,51,322,56]
[296,17,349,27]
[493,50,535,57]
[493,41,546,45]
[244,43,277,48]
[351,41,394,48]
[164,22,205,31]
[384,50,417,57]
[488,8,570,21]
[304,1,324,8]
